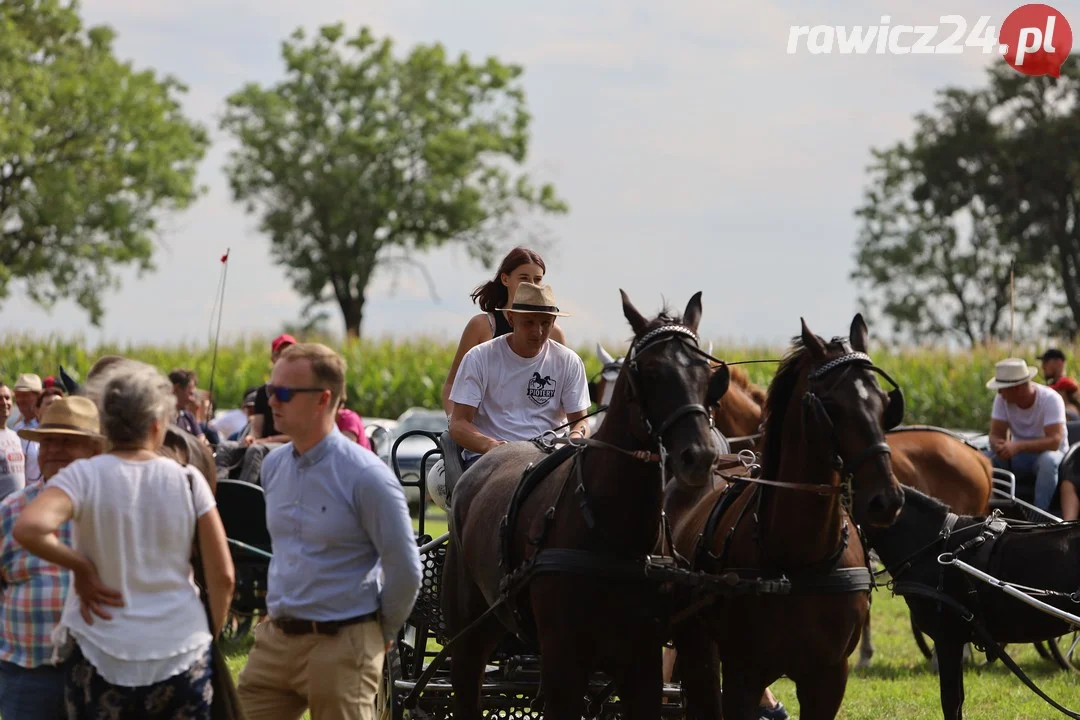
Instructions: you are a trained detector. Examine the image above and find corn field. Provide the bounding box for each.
[0,334,1063,428]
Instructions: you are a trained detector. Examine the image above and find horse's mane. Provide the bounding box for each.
[760,336,808,480]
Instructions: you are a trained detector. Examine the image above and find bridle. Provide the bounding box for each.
[620,324,718,479]
[801,346,905,510]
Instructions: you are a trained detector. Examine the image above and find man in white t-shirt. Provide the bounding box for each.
[986,358,1068,510]
[449,282,591,469]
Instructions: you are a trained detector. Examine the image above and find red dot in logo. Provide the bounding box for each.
[999,4,1073,77]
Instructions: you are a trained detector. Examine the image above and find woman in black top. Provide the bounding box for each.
[441,247,567,415]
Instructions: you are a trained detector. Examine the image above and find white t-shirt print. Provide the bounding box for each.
[450,337,591,460]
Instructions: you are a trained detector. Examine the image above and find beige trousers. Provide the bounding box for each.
[237,619,385,720]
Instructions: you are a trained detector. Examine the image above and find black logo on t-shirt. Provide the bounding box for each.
[527,372,557,406]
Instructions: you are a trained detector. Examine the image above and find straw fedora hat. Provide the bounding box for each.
[986,358,1039,390]
[498,282,570,317]
[17,396,103,443]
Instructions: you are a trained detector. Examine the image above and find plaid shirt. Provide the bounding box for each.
[0,481,71,668]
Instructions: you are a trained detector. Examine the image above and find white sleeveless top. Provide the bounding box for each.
[50,455,216,686]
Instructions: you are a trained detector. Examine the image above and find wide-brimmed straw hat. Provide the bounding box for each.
[498,282,570,317]
[986,358,1039,390]
[17,396,103,443]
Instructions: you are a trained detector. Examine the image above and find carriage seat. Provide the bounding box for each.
[216,480,272,550]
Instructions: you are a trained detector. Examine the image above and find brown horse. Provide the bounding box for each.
[668,315,905,720]
[442,290,730,720]
[710,366,766,445]
[705,370,994,668]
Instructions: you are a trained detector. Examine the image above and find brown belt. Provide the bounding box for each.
[271,611,378,636]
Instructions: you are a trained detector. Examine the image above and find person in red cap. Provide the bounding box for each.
[214,334,297,484]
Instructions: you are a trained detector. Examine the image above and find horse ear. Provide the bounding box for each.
[621,289,648,335]
[850,313,869,353]
[683,292,703,333]
[707,363,730,407]
[596,343,616,366]
[801,317,827,362]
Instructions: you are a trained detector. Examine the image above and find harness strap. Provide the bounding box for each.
[893,581,1080,720]
[723,566,874,594]
[714,469,843,496]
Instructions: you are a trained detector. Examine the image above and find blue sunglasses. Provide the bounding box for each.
[265,384,328,403]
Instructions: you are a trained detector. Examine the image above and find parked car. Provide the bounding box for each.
[379,407,447,505]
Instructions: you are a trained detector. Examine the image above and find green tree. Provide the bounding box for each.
[220,24,567,338]
[0,0,209,324]
[852,61,1080,346]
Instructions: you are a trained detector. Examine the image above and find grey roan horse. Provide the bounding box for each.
[442,290,729,720]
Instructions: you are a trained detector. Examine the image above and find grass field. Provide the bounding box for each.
[221,512,1080,720]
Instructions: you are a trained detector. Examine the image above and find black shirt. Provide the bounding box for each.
[492,310,513,338]
[252,385,278,438]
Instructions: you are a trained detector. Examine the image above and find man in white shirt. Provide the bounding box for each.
[449,283,591,469]
[986,358,1068,511]
[10,375,41,484]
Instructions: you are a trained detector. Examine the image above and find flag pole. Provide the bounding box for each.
[1010,261,1015,357]
[208,249,230,399]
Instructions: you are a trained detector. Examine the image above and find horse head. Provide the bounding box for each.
[604,289,729,489]
[763,313,904,527]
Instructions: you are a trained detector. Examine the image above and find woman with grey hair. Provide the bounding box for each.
[14,360,235,719]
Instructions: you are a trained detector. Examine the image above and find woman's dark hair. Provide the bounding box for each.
[470,247,547,312]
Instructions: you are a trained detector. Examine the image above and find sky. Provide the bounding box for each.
[1,0,1064,350]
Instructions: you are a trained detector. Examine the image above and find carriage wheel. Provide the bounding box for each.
[1035,640,1053,661]
[1048,631,1080,673]
[376,645,404,720]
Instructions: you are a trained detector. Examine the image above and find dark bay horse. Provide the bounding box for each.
[864,486,1080,720]
[704,369,994,668]
[668,315,905,720]
[442,290,730,720]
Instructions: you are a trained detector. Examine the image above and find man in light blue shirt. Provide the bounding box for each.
[237,343,421,720]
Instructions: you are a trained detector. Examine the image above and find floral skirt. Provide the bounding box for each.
[63,641,213,720]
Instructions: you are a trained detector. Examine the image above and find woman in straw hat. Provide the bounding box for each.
[0,396,105,720]
[13,359,235,720]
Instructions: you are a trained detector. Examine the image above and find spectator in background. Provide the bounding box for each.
[11,374,42,432]
[196,390,221,445]
[215,336,295,485]
[0,384,25,501]
[11,375,43,484]
[13,359,234,720]
[37,387,64,417]
[1039,348,1073,387]
[336,397,371,450]
[236,343,420,720]
[214,388,258,443]
[169,369,205,440]
[0,396,105,720]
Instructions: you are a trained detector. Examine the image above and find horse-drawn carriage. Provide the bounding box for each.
[210,300,1080,720]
